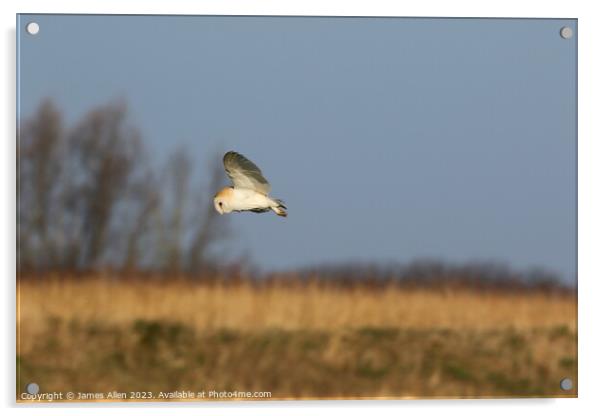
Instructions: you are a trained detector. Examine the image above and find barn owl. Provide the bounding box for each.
[214,151,287,217]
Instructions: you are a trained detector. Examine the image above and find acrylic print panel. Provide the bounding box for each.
[16,15,577,402]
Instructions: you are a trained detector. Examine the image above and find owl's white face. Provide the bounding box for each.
[213,196,224,214]
[213,196,231,214]
[214,186,236,215]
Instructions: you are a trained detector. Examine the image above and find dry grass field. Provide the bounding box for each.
[17,277,577,401]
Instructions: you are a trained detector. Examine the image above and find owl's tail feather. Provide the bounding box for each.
[271,199,287,217]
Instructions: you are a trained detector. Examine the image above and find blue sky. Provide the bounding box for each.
[17,15,577,281]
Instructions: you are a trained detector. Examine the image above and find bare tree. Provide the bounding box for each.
[18,99,64,271]
[121,172,161,271]
[187,155,230,274]
[66,100,142,268]
[158,149,192,275]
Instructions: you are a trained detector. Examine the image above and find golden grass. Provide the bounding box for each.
[16,277,577,400]
[19,278,575,338]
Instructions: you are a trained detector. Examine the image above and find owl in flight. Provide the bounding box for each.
[214,151,287,217]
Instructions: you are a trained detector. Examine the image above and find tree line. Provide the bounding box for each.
[18,99,229,276]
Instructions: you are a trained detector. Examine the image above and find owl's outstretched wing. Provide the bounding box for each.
[223,151,271,195]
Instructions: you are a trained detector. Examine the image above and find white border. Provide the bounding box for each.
[2,1,601,415]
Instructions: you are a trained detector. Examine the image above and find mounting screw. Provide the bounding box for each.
[26,22,40,35]
[560,26,573,39]
[560,377,573,391]
[26,383,40,394]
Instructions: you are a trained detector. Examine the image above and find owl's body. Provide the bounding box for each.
[213,151,287,217]
[215,186,286,216]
